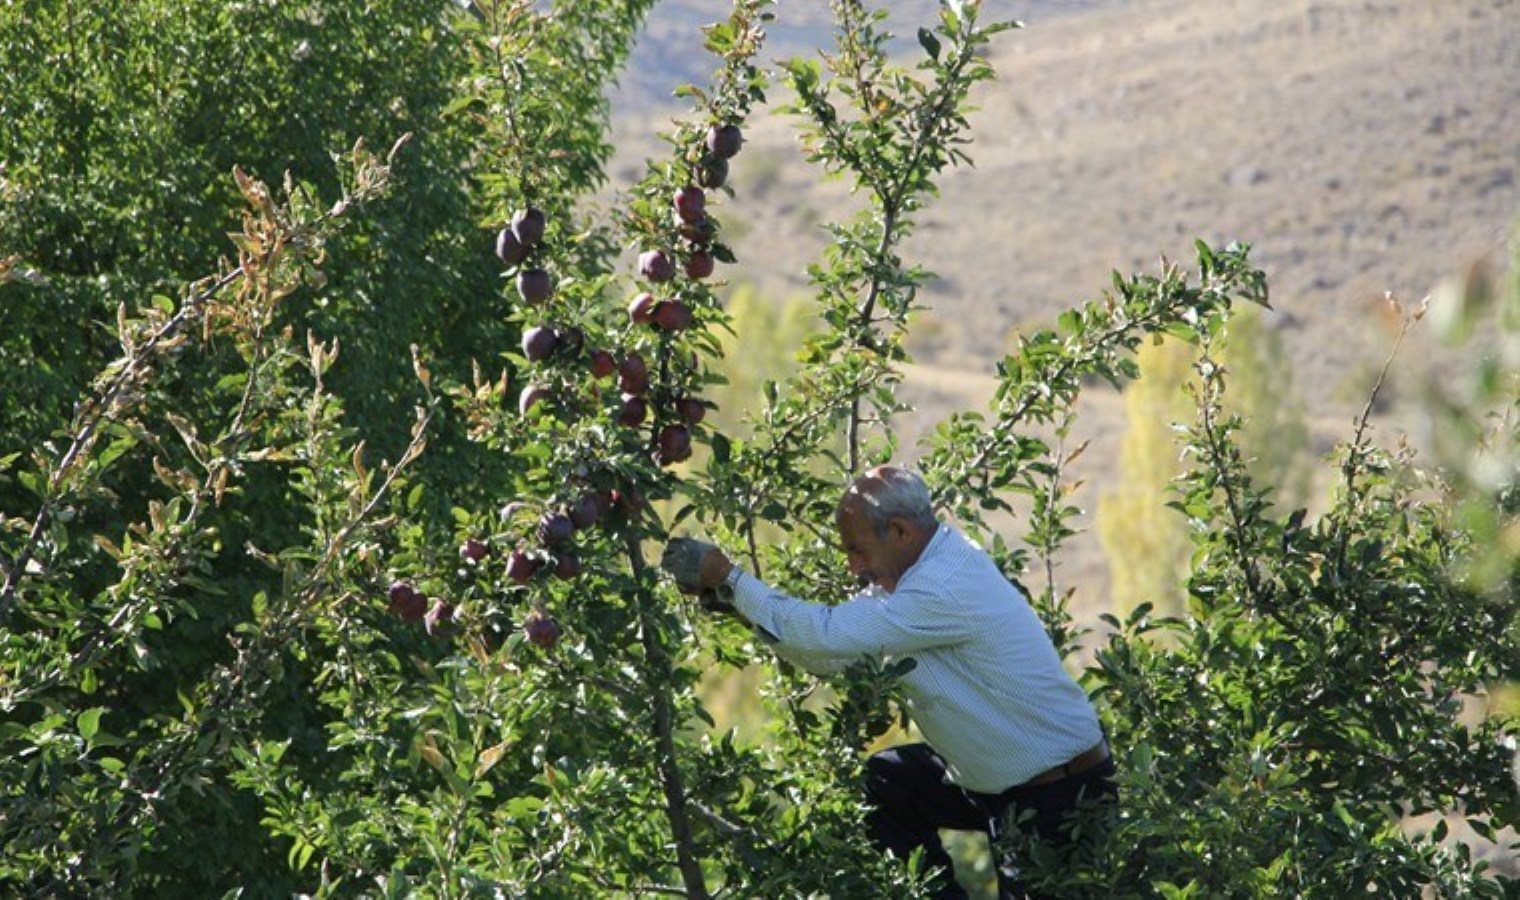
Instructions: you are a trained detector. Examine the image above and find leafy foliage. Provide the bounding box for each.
[0,0,1512,897]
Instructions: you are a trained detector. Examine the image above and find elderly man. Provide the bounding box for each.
[661,466,1115,899]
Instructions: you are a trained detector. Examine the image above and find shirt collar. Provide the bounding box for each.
[891,523,951,593]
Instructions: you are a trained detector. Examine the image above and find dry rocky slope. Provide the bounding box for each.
[608,0,1520,608]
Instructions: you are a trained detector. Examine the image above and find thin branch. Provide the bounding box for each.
[0,265,245,622]
[688,799,773,871]
[625,531,710,900]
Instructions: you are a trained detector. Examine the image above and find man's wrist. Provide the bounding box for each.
[700,551,735,590]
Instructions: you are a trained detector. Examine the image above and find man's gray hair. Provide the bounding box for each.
[845,466,938,536]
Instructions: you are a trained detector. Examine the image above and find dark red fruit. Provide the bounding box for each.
[656,424,693,466]
[591,491,613,519]
[506,548,539,584]
[552,553,581,580]
[628,292,659,325]
[706,123,743,159]
[569,493,600,529]
[617,393,648,427]
[459,538,489,563]
[517,268,553,304]
[696,157,728,189]
[537,512,574,546]
[496,227,527,266]
[685,250,714,280]
[522,325,557,361]
[678,215,716,246]
[611,487,645,513]
[387,581,427,622]
[618,353,649,395]
[555,326,584,355]
[673,185,706,224]
[639,250,677,284]
[589,349,616,379]
[675,396,707,425]
[519,384,550,416]
[653,301,693,332]
[512,207,546,247]
[524,610,561,647]
[425,598,455,636]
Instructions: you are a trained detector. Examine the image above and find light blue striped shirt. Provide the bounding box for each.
[730,524,1102,793]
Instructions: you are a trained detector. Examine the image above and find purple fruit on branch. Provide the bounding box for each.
[618,353,649,395]
[512,207,546,247]
[524,610,561,648]
[652,300,694,332]
[537,512,574,546]
[685,250,714,280]
[678,216,716,246]
[639,249,677,284]
[675,396,707,425]
[628,291,659,325]
[522,325,557,361]
[673,185,706,224]
[387,581,427,622]
[589,349,616,379]
[425,598,455,636]
[506,548,539,584]
[555,326,584,355]
[656,424,693,466]
[569,493,600,529]
[495,227,528,266]
[706,123,743,159]
[617,393,648,427]
[519,384,550,416]
[552,552,581,580]
[695,156,728,189]
[517,268,553,304]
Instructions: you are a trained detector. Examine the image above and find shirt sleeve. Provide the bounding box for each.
[728,568,975,660]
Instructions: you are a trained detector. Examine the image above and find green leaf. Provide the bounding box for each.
[917,28,941,61]
[77,707,103,743]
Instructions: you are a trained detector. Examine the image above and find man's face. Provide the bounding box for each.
[836,498,911,593]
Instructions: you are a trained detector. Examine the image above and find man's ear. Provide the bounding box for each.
[887,517,912,543]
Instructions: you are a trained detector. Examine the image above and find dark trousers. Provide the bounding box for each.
[864,743,1118,900]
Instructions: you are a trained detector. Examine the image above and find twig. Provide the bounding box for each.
[0,265,245,622]
[688,799,773,871]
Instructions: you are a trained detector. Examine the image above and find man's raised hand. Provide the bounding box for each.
[660,537,718,593]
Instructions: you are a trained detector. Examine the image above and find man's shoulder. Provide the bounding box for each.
[927,526,1031,599]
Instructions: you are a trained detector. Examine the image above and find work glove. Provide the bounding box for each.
[660,537,717,592]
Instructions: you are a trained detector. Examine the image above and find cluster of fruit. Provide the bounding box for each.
[386,580,455,638]
[382,124,746,650]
